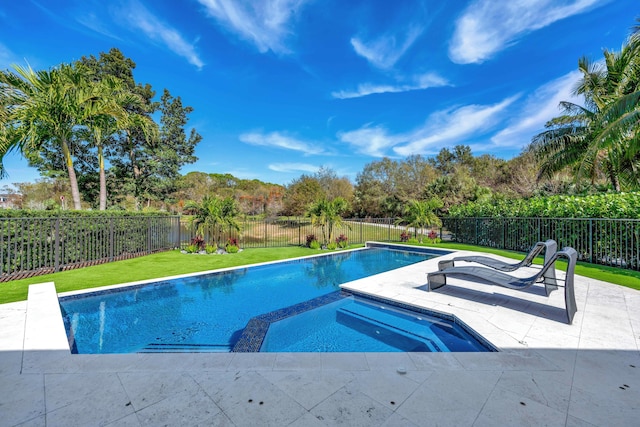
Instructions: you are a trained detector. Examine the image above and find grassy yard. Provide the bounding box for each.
[1,242,638,305]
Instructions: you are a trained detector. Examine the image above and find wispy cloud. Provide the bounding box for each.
[332,72,450,99]
[394,97,519,155]
[338,97,519,157]
[338,125,399,157]
[351,24,423,69]
[197,0,308,54]
[118,1,204,69]
[449,0,605,64]
[0,42,18,67]
[490,71,582,148]
[268,163,319,173]
[240,131,324,155]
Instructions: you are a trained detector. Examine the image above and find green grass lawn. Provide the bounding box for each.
[1,242,638,305]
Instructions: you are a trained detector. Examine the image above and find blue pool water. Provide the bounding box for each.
[261,296,491,352]
[61,246,441,354]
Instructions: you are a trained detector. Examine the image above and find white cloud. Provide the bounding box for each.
[240,131,324,155]
[119,1,204,69]
[338,97,519,157]
[491,71,583,148]
[268,163,319,173]
[449,0,605,64]
[197,0,308,54]
[394,97,519,156]
[332,72,450,99]
[338,125,400,157]
[351,24,423,69]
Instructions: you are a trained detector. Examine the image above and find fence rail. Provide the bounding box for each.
[443,217,640,271]
[1,215,638,282]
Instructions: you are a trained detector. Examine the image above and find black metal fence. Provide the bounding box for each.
[0,216,181,281]
[2,215,638,281]
[179,217,406,249]
[443,217,640,271]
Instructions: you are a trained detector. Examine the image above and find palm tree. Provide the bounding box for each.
[397,198,443,243]
[307,197,351,246]
[530,30,640,191]
[80,75,157,209]
[185,196,241,247]
[0,63,96,209]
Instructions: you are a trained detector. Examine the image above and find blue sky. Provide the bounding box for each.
[0,0,635,187]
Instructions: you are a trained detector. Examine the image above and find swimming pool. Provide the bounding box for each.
[59,244,490,353]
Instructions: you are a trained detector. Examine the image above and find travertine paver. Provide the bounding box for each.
[1,249,639,426]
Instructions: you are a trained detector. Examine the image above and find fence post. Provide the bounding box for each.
[298,217,301,246]
[109,217,114,261]
[147,217,152,254]
[54,217,60,272]
[589,218,594,264]
[388,218,391,241]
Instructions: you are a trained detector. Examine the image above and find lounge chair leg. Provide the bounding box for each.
[427,273,447,291]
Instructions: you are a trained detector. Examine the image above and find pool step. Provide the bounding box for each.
[337,303,449,352]
[139,343,231,353]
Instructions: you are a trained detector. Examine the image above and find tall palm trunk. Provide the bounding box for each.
[98,143,107,210]
[61,138,82,209]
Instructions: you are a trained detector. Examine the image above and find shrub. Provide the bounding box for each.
[305,234,317,248]
[447,192,640,219]
[327,241,338,250]
[226,244,239,253]
[336,234,349,249]
[205,244,217,254]
[407,238,419,244]
[400,231,410,242]
[190,236,206,250]
[227,237,239,247]
[309,239,321,250]
[185,244,200,254]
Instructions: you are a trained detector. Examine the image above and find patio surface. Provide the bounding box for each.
[1,249,639,426]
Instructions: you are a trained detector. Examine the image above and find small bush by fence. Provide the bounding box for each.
[443,217,640,271]
[178,217,408,249]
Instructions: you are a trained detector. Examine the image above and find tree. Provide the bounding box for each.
[354,156,437,217]
[530,25,640,191]
[185,195,240,247]
[0,63,101,209]
[283,175,324,216]
[78,76,157,209]
[307,197,351,246]
[397,199,443,243]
